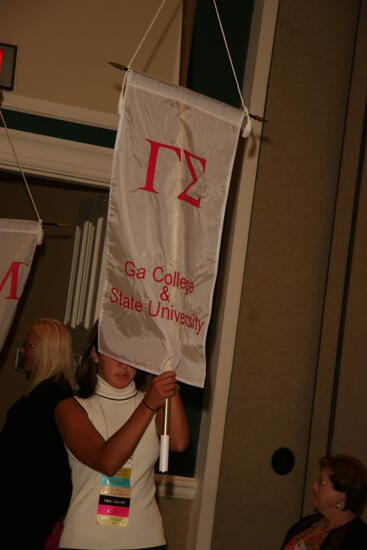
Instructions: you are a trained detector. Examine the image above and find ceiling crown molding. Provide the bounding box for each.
[1,91,118,129]
[0,93,116,187]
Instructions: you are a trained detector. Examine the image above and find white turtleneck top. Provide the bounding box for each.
[60,376,165,549]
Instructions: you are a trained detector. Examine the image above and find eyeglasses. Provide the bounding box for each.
[21,339,36,350]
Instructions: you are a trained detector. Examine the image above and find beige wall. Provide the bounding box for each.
[0,0,182,112]
[212,1,362,549]
[304,0,367,518]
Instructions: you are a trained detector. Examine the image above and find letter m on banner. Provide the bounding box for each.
[0,261,24,300]
[0,219,43,352]
[99,70,244,388]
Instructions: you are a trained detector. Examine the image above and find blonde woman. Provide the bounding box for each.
[0,318,76,549]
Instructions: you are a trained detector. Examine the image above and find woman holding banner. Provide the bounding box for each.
[0,318,76,549]
[56,321,189,550]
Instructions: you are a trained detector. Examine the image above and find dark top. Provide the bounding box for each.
[0,376,73,549]
[281,512,367,549]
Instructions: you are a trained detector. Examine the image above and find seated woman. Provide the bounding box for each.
[56,321,189,550]
[0,318,76,549]
[281,454,367,549]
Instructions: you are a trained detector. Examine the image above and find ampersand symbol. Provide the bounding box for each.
[160,285,169,301]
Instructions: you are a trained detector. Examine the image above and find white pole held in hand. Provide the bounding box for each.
[159,397,171,472]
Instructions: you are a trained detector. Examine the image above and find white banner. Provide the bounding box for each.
[99,71,244,388]
[0,219,43,351]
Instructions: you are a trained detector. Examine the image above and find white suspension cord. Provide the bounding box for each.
[112,0,254,136]
[127,0,167,69]
[212,0,251,137]
[0,108,42,222]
